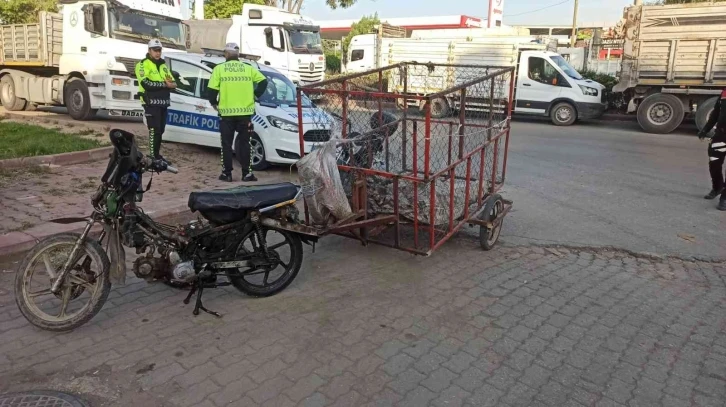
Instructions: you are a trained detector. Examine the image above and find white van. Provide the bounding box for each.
[157,53,332,170]
[386,38,607,125]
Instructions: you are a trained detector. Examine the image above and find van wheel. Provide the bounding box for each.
[0,75,27,111]
[65,79,97,120]
[637,93,684,134]
[250,134,269,171]
[696,97,718,132]
[550,102,576,126]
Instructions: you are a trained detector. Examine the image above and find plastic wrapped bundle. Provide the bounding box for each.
[297,141,352,226]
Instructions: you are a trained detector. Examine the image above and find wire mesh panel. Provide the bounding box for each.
[297,62,515,255]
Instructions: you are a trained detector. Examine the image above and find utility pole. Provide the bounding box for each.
[570,0,579,48]
[193,0,204,20]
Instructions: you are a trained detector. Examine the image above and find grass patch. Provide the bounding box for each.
[0,166,51,188]
[0,122,102,160]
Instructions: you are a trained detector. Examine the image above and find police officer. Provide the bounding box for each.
[135,38,176,163]
[698,89,726,211]
[207,43,268,182]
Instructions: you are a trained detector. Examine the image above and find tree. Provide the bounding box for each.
[0,0,57,24]
[343,14,380,53]
[205,0,359,17]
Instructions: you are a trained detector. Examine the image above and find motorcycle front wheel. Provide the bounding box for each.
[15,233,111,332]
[229,227,303,297]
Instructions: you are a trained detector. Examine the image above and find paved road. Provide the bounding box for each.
[499,118,726,261]
[1,239,725,407]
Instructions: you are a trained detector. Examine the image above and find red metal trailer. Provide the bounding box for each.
[294,62,514,255]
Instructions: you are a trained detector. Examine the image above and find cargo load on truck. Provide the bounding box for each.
[613,3,726,134]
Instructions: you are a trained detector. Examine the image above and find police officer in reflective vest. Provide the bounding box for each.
[135,39,176,163]
[698,89,726,211]
[207,43,268,182]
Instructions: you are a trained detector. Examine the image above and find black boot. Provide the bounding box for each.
[719,199,726,211]
[219,172,233,182]
[705,188,724,200]
[242,173,257,182]
[156,155,172,166]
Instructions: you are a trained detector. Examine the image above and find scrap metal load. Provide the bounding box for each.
[297,62,514,255]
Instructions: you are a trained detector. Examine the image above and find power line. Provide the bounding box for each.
[503,0,571,18]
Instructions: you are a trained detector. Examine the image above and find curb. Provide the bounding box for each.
[0,147,113,170]
[0,203,191,257]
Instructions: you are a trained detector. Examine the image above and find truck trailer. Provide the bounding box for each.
[613,3,726,134]
[0,0,188,120]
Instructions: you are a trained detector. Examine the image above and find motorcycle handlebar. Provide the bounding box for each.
[166,165,179,174]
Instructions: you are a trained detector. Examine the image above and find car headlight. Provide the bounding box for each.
[579,85,598,96]
[267,116,298,133]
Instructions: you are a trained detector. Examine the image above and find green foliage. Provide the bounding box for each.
[580,70,618,91]
[0,0,57,24]
[325,53,341,74]
[343,14,380,53]
[204,0,265,19]
[325,0,358,8]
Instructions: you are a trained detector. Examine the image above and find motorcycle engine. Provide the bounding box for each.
[132,256,168,281]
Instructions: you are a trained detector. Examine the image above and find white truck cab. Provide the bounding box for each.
[159,53,332,170]
[186,4,325,91]
[0,0,188,120]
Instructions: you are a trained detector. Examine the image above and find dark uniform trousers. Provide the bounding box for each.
[144,105,168,158]
[220,116,253,176]
[708,129,726,192]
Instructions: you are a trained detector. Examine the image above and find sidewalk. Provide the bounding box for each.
[0,111,297,255]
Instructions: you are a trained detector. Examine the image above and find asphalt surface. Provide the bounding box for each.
[498,117,726,261]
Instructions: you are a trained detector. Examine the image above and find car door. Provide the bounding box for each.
[516,54,562,115]
[164,58,220,148]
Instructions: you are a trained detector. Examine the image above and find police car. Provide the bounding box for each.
[155,52,332,170]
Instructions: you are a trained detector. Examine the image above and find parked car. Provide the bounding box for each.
[156,53,333,170]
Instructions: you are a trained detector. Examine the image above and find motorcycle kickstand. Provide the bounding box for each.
[183,282,197,305]
[192,284,222,318]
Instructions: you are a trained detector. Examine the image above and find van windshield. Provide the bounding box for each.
[549,55,583,80]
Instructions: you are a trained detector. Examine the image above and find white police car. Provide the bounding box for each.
[152,53,332,170]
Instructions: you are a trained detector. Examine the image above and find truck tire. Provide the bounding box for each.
[429,97,451,119]
[637,93,684,134]
[696,97,718,132]
[64,79,97,120]
[550,102,577,126]
[0,75,27,111]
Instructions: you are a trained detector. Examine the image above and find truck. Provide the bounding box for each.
[384,37,607,126]
[185,4,325,90]
[613,3,726,134]
[0,0,188,120]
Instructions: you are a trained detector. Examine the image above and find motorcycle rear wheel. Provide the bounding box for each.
[229,227,303,297]
[15,233,111,332]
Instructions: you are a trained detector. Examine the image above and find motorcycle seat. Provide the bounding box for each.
[188,183,298,223]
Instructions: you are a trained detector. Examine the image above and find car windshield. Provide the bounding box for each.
[257,70,312,107]
[109,9,185,50]
[549,55,583,80]
[287,29,323,54]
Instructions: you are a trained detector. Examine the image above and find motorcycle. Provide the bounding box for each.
[14,129,313,332]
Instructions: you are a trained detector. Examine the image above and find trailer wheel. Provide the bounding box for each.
[550,102,577,126]
[0,75,27,111]
[637,93,684,134]
[696,97,718,132]
[65,79,96,120]
[429,97,451,119]
[479,194,505,251]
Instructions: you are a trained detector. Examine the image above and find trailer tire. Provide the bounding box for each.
[696,97,718,132]
[637,93,684,134]
[0,75,27,111]
[64,79,96,120]
[550,102,577,126]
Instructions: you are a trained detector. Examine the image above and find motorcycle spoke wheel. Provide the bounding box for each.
[15,234,111,331]
[229,227,303,297]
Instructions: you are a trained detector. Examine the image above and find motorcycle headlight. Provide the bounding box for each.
[267,116,299,133]
[578,85,598,96]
